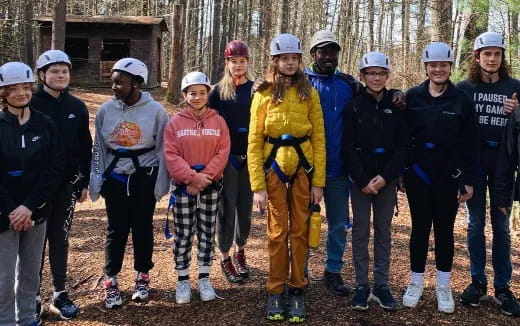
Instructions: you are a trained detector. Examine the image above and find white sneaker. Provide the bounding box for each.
[403,282,424,308]
[175,280,191,304]
[198,277,216,302]
[436,285,455,313]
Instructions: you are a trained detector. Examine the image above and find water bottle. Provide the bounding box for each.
[308,204,322,249]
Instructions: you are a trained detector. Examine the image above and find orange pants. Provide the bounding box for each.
[266,168,310,294]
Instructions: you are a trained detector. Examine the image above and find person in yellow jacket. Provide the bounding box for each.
[248,33,326,323]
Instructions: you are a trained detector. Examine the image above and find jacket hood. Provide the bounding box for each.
[110,91,154,111]
[305,64,340,78]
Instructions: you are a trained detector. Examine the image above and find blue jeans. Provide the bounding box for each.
[323,175,350,273]
[466,167,512,288]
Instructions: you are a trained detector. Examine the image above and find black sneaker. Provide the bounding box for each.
[460,281,487,307]
[287,287,305,323]
[49,292,79,320]
[220,258,244,284]
[371,284,399,311]
[495,287,520,317]
[324,270,350,296]
[351,284,370,311]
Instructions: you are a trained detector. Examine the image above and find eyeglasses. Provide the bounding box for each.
[363,71,389,77]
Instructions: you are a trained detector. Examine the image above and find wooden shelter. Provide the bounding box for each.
[34,16,168,88]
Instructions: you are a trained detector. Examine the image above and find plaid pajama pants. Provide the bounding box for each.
[173,189,220,273]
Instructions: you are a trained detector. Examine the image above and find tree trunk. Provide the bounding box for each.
[51,0,66,50]
[376,0,385,51]
[166,4,185,103]
[210,0,222,82]
[401,0,410,79]
[367,0,374,51]
[460,0,490,68]
[415,0,428,58]
[24,0,34,66]
[431,0,452,44]
[276,0,288,34]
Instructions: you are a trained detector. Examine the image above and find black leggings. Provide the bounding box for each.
[404,170,459,273]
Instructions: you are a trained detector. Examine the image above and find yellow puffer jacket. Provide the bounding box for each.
[247,86,326,192]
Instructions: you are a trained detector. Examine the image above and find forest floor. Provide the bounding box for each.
[39,87,520,326]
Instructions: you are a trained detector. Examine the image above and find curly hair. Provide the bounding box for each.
[264,56,312,104]
[467,50,511,83]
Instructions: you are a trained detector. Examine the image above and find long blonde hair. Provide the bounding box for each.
[265,56,311,104]
[217,58,252,101]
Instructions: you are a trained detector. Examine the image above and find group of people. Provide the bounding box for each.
[0,28,519,326]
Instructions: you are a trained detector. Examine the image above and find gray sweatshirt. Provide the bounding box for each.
[89,91,170,201]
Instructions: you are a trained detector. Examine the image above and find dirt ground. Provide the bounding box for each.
[38,87,520,326]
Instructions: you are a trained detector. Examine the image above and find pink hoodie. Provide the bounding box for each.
[163,108,230,184]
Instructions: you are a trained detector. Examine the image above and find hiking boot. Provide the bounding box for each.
[198,277,216,302]
[402,282,423,308]
[495,287,520,317]
[175,280,191,304]
[220,258,244,284]
[287,288,305,323]
[351,284,370,311]
[233,251,251,279]
[460,281,487,307]
[266,292,285,321]
[371,284,399,311]
[323,270,350,296]
[436,285,455,313]
[103,278,123,309]
[131,272,150,301]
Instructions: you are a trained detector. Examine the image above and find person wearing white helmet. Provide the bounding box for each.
[208,40,254,285]
[89,57,170,309]
[458,31,520,317]
[248,33,325,323]
[0,62,64,326]
[163,71,230,304]
[343,51,408,311]
[31,49,92,321]
[401,42,478,314]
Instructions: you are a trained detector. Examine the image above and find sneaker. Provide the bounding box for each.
[287,288,305,323]
[402,282,423,308]
[132,272,150,301]
[351,284,370,311]
[103,279,123,309]
[175,280,192,304]
[436,285,455,313]
[495,287,520,317]
[49,292,79,319]
[220,258,244,284]
[266,292,285,321]
[323,270,350,296]
[371,284,399,311]
[198,277,216,302]
[460,281,487,307]
[233,251,251,279]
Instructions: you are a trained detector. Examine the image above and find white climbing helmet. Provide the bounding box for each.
[0,62,35,87]
[181,71,211,92]
[309,30,341,52]
[270,34,303,56]
[36,50,72,71]
[359,51,390,71]
[474,31,506,51]
[112,58,148,83]
[422,42,454,63]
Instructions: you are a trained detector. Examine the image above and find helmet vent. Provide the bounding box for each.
[124,62,133,68]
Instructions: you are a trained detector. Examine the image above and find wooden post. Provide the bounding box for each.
[166,4,185,104]
[51,0,66,50]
